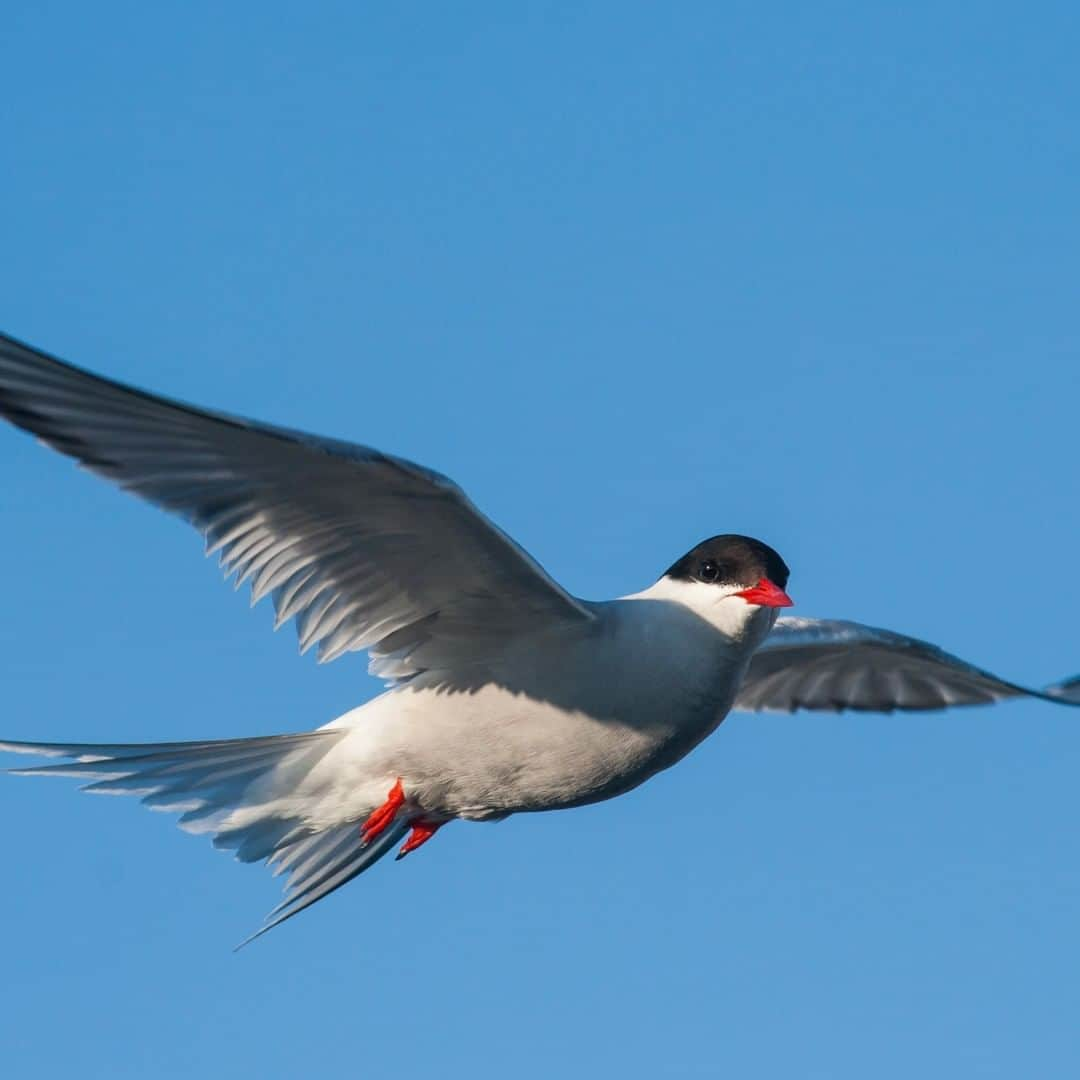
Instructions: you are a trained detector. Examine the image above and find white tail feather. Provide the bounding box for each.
[1,731,406,944]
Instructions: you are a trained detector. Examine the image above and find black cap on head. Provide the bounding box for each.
[665,534,790,590]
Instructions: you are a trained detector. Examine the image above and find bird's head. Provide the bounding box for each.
[656,534,792,643]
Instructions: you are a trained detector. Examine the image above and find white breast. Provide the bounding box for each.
[312,589,770,822]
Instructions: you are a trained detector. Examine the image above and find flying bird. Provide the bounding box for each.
[0,332,1076,944]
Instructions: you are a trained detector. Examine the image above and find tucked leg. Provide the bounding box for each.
[359,778,405,845]
[395,819,444,860]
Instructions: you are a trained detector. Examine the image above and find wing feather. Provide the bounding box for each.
[737,616,1080,714]
[0,332,593,680]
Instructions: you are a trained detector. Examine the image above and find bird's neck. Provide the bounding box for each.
[620,576,777,650]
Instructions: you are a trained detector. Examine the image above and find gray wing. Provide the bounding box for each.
[736,616,1080,713]
[0,332,593,678]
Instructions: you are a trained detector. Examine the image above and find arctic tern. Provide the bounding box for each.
[1,331,1076,944]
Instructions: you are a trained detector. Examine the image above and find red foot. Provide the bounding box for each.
[396,819,443,860]
[360,778,405,845]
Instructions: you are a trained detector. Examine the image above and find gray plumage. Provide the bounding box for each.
[1,330,1075,944]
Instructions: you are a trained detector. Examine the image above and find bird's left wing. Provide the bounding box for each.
[736,616,1080,713]
[0,332,593,678]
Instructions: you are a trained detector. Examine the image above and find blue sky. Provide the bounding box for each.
[2,3,1079,1077]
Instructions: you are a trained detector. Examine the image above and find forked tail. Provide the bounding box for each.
[0,732,407,946]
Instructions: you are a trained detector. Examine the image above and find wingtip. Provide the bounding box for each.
[233,924,271,952]
[0,739,75,758]
[1043,675,1080,705]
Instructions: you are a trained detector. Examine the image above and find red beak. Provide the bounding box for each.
[734,578,794,608]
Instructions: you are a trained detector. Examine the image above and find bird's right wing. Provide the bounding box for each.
[736,616,1080,714]
[0,332,594,680]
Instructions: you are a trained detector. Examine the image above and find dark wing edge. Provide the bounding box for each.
[0,330,592,676]
[736,616,1080,714]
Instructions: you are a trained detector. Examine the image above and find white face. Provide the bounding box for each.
[631,576,782,646]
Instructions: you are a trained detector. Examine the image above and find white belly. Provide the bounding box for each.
[314,598,766,823]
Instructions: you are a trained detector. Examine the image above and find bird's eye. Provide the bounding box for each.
[699,560,721,583]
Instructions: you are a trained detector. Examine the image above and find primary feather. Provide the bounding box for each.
[737,616,1080,713]
[0,332,592,677]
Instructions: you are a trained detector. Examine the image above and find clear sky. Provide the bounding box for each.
[2,3,1078,1077]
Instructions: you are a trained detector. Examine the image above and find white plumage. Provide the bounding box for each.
[0,330,1075,943]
